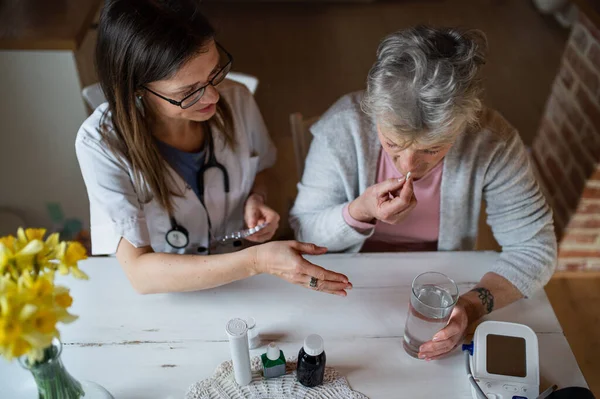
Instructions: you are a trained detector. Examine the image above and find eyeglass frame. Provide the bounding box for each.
[141,42,233,109]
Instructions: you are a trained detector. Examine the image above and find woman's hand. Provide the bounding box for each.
[418,274,523,360]
[417,297,472,360]
[348,176,416,225]
[243,193,280,243]
[252,241,352,296]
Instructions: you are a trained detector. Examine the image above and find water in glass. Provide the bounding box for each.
[403,284,455,358]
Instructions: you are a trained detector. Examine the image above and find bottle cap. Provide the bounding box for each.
[246,317,256,330]
[266,342,281,361]
[226,318,248,338]
[303,334,324,357]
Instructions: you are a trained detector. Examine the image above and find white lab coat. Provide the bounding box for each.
[75,81,277,255]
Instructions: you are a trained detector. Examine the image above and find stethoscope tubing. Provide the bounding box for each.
[166,130,230,252]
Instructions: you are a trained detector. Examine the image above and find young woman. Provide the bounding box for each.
[76,0,351,296]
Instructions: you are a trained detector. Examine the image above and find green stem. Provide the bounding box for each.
[27,343,84,399]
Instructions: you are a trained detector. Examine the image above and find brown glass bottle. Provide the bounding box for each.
[296,334,326,387]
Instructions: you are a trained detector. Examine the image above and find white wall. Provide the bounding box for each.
[0,50,89,230]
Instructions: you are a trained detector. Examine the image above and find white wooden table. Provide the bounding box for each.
[0,252,588,398]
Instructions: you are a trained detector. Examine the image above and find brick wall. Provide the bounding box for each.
[531,11,600,272]
[558,166,600,271]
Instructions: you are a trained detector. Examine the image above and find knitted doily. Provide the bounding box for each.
[186,356,369,399]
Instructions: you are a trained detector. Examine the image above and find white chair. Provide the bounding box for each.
[226,72,259,95]
[81,84,107,110]
[81,72,260,110]
[289,112,320,180]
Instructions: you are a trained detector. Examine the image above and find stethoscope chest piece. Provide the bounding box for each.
[166,223,190,249]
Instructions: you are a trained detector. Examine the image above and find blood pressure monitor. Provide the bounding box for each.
[464,321,539,399]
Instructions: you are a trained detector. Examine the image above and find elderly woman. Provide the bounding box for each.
[289,26,556,360]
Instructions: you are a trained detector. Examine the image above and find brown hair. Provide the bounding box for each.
[96,0,234,213]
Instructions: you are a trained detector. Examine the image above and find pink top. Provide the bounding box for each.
[342,149,443,252]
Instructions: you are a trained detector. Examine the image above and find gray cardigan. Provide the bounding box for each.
[289,92,557,297]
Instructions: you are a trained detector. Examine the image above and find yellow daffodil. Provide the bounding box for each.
[34,233,62,274]
[0,300,22,345]
[0,304,33,360]
[18,273,54,306]
[9,337,31,359]
[0,277,34,360]
[0,318,22,345]
[0,236,16,275]
[0,227,87,362]
[54,286,73,309]
[14,229,62,274]
[22,228,47,242]
[31,310,57,334]
[1,231,45,278]
[42,233,60,260]
[0,235,16,249]
[0,276,74,361]
[52,285,78,325]
[56,242,88,279]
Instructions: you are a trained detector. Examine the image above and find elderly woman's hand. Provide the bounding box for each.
[348,176,417,225]
[417,298,471,360]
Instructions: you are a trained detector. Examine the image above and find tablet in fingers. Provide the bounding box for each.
[399,175,414,203]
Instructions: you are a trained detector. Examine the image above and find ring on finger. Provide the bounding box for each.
[309,277,318,288]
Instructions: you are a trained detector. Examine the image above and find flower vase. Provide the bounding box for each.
[21,338,114,399]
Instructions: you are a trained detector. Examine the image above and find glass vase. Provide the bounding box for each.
[20,338,114,399]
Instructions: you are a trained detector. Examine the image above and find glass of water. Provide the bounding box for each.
[403,272,459,359]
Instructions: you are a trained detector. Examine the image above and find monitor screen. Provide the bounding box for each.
[486,334,527,377]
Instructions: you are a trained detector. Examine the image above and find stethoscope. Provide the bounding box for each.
[165,127,231,253]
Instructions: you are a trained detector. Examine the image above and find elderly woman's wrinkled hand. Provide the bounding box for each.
[417,298,471,360]
[349,177,417,225]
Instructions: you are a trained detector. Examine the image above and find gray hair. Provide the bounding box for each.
[362,26,488,145]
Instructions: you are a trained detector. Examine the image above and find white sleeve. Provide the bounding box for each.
[243,91,277,172]
[75,135,151,255]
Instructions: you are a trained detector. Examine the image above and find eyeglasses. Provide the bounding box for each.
[142,42,233,109]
